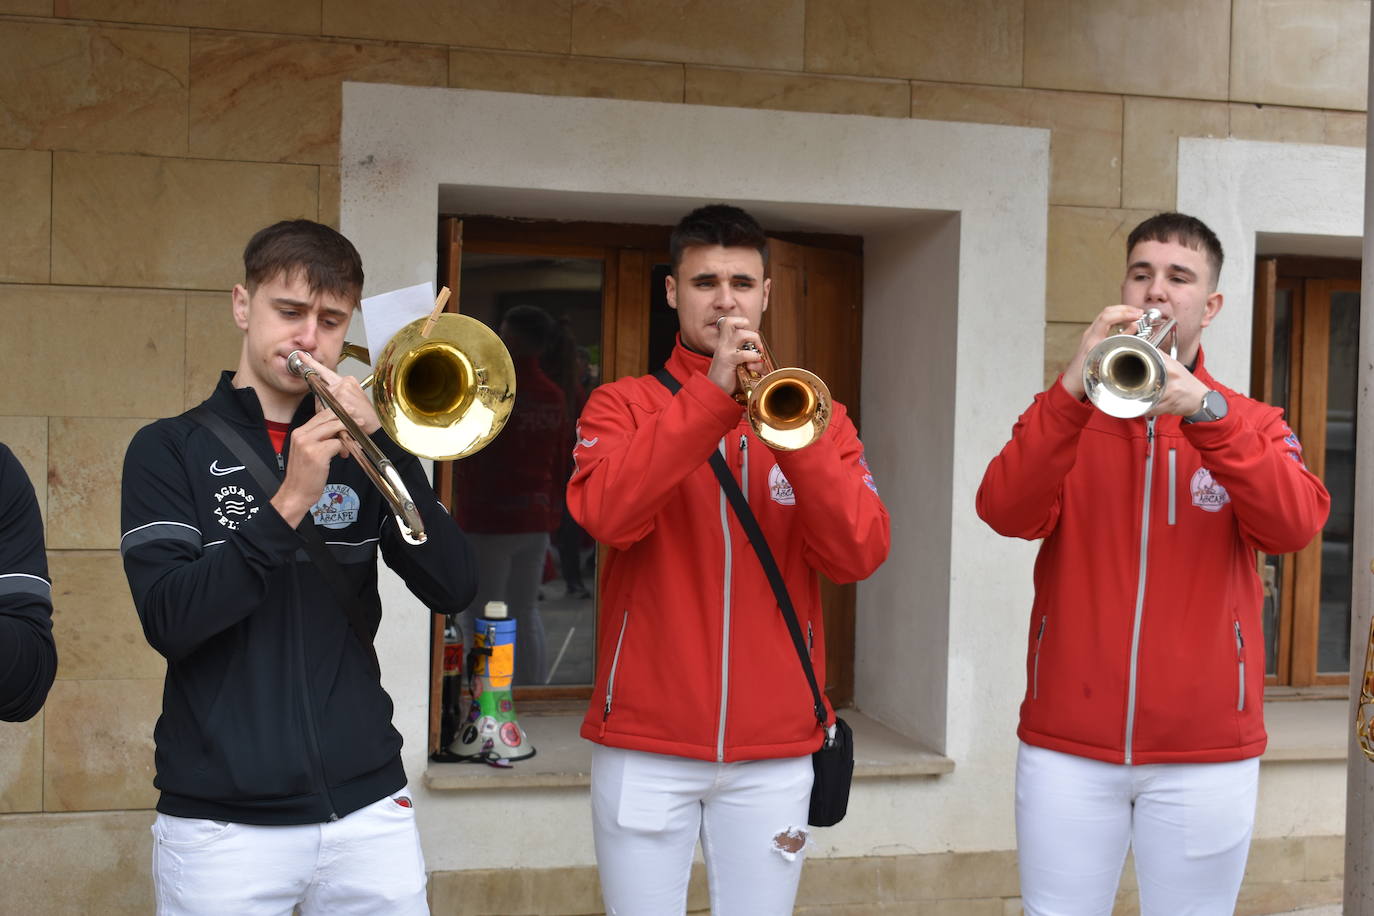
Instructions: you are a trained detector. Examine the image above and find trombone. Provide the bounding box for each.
[1082,308,1178,418]
[288,312,516,545]
[735,332,831,451]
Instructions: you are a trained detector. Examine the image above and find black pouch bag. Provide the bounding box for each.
[652,369,855,827]
[809,716,854,827]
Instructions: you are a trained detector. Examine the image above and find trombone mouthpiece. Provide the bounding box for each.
[286,350,310,378]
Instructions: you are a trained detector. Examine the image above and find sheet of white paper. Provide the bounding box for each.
[359,281,436,360]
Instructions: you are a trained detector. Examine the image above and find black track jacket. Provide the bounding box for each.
[121,372,475,825]
[0,443,57,722]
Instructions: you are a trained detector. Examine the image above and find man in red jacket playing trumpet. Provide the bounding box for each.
[978,212,1330,914]
[567,204,890,914]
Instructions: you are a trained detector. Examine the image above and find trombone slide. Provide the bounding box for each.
[287,351,427,546]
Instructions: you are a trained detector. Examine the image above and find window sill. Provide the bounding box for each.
[1261,695,1348,763]
[424,710,953,794]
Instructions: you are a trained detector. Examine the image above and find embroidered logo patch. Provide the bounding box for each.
[859,451,879,496]
[769,464,796,506]
[311,483,360,529]
[1190,467,1230,513]
[570,424,598,477]
[213,484,259,530]
[1282,425,1307,467]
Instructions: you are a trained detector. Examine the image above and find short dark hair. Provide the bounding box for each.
[242,220,364,305]
[1127,212,1224,290]
[669,204,768,273]
[500,304,557,353]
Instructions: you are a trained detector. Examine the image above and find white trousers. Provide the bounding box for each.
[591,745,813,916]
[1016,742,1259,916]
[151,788,428,915]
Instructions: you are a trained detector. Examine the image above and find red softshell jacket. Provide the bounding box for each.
[977,354,1329,764]
[568,342,890,762]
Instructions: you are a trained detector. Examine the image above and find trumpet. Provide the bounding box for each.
[288,312,516,545]
[1082,308,1178,418]
[735,333,831,451]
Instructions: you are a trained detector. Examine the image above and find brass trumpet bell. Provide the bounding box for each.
[737,337,831,451]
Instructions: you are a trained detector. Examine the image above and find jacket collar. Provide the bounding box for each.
[1190,346,1217,387]
[664,335,712,385]
[1148,345,1225,430]
[204,371,314,431]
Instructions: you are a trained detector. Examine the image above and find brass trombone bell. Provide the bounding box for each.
[367,314,516,462]
[736,334,831,451]
[1082,308,1177,419]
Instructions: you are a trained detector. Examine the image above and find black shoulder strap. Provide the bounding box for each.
[187,405,381,675]
[652,370,826,727]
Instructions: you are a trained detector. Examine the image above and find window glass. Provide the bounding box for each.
[1318,290,1359,674]
[451,253,603,687]
[1261,288,1292,677]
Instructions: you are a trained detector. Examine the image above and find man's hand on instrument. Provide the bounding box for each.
[271,409,348,527]
[293,351,382,436]
[707,316,765,397]
[1145,349,1209,418]
[1060,305,1145,401]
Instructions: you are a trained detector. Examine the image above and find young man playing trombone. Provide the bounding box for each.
[120,220,475,915]
[567,204,890,914]
[977,212,1330,914]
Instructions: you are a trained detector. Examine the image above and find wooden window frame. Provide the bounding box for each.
[1254,255,1360,688]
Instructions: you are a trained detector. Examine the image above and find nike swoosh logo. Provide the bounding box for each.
[209,460,246,477]
[577,437,599,449]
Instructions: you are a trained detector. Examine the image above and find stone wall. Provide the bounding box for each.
[426,835,1344,915]
[0,1,1364,911]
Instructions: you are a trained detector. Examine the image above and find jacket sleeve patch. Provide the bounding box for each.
[1282,426,1307,467]
[571,422,600,478]
[859,451,879,496]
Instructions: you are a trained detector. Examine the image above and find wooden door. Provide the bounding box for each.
[767,238,863,707]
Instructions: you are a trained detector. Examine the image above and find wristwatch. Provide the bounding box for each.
[1185,389,1228,424]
